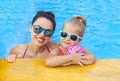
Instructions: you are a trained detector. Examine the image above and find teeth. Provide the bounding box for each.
[36,38,44,42]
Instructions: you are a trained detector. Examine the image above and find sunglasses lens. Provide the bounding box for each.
[70,35,78,41]
[33,25,53,37]
[33,25,43,34]
[44,29,53,37]
[61,32,67,37]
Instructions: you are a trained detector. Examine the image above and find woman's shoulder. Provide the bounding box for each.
[12,43,28,49]
[47,41,60,49]
[10,43,29,54]
[48,41,60,46]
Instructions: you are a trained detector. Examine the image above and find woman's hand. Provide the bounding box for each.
[5,54,18,62]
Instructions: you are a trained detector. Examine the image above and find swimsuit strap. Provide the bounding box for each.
[22,44,50,58]
[57,47,64,55]
[23,45,29,58]
[46,45,50,53]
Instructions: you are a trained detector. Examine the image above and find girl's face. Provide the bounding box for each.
[30,17,53,47]
[60,23,82,48]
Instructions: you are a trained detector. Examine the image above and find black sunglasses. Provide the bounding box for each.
[33,25,53,37]
[60,31,82,41]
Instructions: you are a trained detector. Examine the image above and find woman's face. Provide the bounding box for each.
[30,17,53,47]
[60,23,82,48]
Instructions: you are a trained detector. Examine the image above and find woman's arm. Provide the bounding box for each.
[4,45,23,62]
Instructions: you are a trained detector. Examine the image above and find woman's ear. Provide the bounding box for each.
[29,24,32,32]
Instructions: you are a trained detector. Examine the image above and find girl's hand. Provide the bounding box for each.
[80,47,96,65]
[70,49,84,66]
[79,53,96,65]
[70,54,84,66]
[5,54,17,62]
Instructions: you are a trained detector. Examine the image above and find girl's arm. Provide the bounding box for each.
[45,48,71,67]
[46,55,73,67]
[45,48,84,67]
[45,46,96,67]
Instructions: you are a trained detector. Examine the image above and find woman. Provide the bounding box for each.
[5,10,59,62]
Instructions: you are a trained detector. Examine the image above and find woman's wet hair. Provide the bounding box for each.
[63,15,86,36]
[32,10,56,32]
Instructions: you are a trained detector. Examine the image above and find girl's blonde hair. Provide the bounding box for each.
[63,15,86,36]
[73,15,86,26]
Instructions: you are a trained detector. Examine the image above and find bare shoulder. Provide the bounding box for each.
[47,42,60,49]
[81,46,87,51]
[9,43,28,55]
[81,46,95,56]
[48,46,60,57]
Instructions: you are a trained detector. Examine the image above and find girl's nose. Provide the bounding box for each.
[65,36,70,41]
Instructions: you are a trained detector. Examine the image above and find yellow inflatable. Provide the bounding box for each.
[0,59,120,81]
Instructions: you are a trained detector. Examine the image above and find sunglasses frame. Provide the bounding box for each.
[33,25,53,37]
[60,30,82,41]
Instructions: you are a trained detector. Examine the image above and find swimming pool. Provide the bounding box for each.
[0,0,120,58]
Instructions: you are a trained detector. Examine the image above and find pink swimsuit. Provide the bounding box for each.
[66,44,84,55]
[57,44,84,55]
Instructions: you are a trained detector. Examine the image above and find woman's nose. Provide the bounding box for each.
[38,31,44,37]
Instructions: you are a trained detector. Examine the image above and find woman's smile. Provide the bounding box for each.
[36,37,45,43]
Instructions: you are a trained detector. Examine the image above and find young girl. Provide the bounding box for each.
[45,15,96,67]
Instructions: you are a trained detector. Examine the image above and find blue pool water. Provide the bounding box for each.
[0,0,120,58]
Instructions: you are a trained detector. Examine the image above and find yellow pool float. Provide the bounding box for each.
[0,59,120,81]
